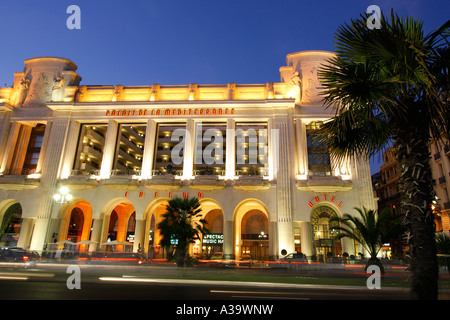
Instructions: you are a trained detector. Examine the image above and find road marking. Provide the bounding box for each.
[211,289,310,300]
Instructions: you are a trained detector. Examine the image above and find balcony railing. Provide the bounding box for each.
[70,169,100,176]
[1,168,37,176]
[151,169,183,176]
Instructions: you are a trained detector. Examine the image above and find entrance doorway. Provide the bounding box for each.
[241,209,269,261]
[311,205,341,262]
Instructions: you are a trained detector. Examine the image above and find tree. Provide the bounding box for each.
[317,10,450,299]
[330,207,403,273]
[157,196,208,267]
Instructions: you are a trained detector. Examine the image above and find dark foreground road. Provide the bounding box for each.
[0,262,447,303]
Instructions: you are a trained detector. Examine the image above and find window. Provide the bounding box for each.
[153,123,186,175]
[22,124,46,173]
[194,122,226,176]
[306,122,331,176]
[235,122,268,176]
[113,124,146,175]
[73,124,108,173]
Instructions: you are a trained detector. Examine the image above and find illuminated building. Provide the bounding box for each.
[0,52,377,260]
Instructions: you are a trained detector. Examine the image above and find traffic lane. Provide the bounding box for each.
[0,275,410,300]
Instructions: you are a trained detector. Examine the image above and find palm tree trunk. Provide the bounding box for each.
[394,123,439,300]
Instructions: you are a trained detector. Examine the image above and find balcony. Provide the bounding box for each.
[0,168,40,190]
[141,171,183,191]
[99,169,140,190]
[439,176,447,185]
[296,175,353,192]
[189,174,226,191]
[62,169,100,189]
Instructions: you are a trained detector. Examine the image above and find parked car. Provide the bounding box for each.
[0,247,40,267]
[237,254,254,267]
[85,252,146,265]
[278,252,307,263]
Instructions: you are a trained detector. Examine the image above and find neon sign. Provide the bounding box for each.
[106,108,235,117]
[307,194,342,208]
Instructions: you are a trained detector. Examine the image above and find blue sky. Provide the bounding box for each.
[1,0,449,173]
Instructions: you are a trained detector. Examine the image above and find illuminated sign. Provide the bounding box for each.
[202,234,223,245]
[307,194,342,208]
[106,108,235,117]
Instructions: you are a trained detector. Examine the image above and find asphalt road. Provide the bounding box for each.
[0,261,447,304]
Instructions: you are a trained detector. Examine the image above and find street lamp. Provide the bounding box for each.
[52,186,72,241]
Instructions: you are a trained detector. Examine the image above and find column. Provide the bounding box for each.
[223,220,233,259]
[295,118,308,177]
[341,237,355,256]
[183,119,195,179]
[300,221,313,257]
[17,218,34,249]
[90,219,103,251]
[269,220,277,260]
[35,121,53,174]
[140,120,156,179]
[274,116,295,256]
[29,113,71,251]
[59,120,79,179]
[9,123,32,174]
[0,110,12,171]
[225,119,236,179]
[0,121,21,173]
[134,219,145,253]
[99,119,118,179]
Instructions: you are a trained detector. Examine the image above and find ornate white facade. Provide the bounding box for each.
[0,51,376,260]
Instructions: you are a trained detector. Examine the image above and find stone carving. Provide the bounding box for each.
[265,82,275,99]
[302,67,319,103]
[23,72,53,106]
[150,84,160,101]
[289,71,302,102]
[11,77,30,107]
[188,83,197,100]
[76,86,87,102]
[227,82,236,100]
[51,75,65,101]
[112,85,124,101]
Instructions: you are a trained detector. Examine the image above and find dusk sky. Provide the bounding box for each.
[1,0,449,173]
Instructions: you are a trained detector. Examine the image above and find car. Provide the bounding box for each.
[85,252,147,265]
[237,254,254,267]
[278,252,307,263]
[0,247,40,267]
[197,252,235,267]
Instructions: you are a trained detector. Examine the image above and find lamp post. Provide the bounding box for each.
[52,186,72,242]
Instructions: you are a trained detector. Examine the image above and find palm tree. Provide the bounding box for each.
[157,196,208,267]
[330,207,403,273]
[317,10,450,299]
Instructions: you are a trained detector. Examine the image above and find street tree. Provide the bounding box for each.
[330,207,403,273]
[317,10,450,299]
[157,196,208,267]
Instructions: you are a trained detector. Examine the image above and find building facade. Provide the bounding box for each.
[0,51,376,261]
[429,140,450,234]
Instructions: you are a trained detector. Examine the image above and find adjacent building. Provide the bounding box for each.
[0,51,377,260]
